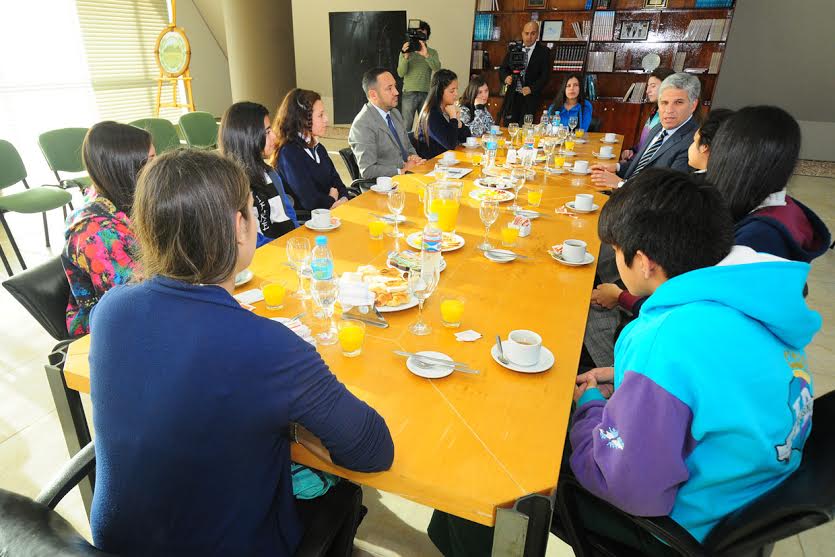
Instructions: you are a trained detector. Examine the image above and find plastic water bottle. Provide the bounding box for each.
[483,135,498,168]
[524,128,535,151]
[310,236,334,280]
[421,214,443,278]
[541,110,550,127]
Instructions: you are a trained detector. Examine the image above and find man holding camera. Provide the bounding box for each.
[499,21,551,126]
[397,20,441,132]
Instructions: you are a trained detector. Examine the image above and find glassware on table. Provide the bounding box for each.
[368,219,386,240]
[286,237,312,299]
[554,154,567,171]
[261,280,287,310]
[523,114,534,127]
[575,128,585,138]
[500,224,520,247]
[433,163,450,182]
[526,185,543,207]
[564,139,576,153]
[542,139,557,173]
[311,277,339,345]
[424,181,463,233]
[337,319,366,357]
[478,199,500,250]
[386,189,406,238]
[472,153,483,167]
[507,123,520,146]
[407,267,439,336]
[509,168,527,211]
[556,125,569,153]
[568,116,578,137]
[440,295,465,328]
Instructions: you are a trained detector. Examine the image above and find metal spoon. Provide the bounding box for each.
[495,335,510,365]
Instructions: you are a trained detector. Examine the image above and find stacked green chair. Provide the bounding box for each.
[129,117,182,154]
[0,140,73,275]
[37,127,92,203]
[178,111,219,149]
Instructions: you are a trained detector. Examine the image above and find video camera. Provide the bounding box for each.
[507,41,527,74]
[405,19,428,53]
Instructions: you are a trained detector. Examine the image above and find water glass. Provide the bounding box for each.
[286,237,312,299]
[523,114,534,127]
[408,267,439,336]
[311,277,338,345]
[479,199,499,250]
[509,168,527,211]
[387,190,405,238]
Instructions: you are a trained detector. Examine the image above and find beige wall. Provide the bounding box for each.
[291,0,475,123]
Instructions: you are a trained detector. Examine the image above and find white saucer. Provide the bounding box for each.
[573,138,588,144]
[484,249,517,263]
[561,150,577,157]
[600,138,618,144]
[565,201,599,213]
[546,167,567,175]
[234,268,253,287]
[491,341,554,373]
[514,209,541,219]
[407,351,454,379]
[570,169,591,176]
[304,218,341,231]
[370,185,396,194]
[593,152,616,160]
[549,248,595,266]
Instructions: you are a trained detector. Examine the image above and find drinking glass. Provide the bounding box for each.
[478,199,499,250]
[261,280,287,310]
[509,168,527,211]
[433,163,449,182]
[387,189,406,238]
[338,319,366,357]
[542,139,556,173]
[286,237,312,299]
[523,114,534,127]
[508,123,520,146]
[440,295,465,328]
[311,277,339,345]
[526,185,543,207]
[556,125,569,154]
[408,267,439,336]
[569,116,578,137]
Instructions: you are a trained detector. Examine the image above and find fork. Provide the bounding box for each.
[412,359,479,375]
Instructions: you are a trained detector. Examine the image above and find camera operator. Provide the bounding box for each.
[499,21,551,126]
[398,20,441,132]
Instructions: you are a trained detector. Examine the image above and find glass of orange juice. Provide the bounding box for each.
[368,219,386,239]
[472,153,483,167]
[527,185,543,207]
[261,280,287,310]
[337,319,366,357]
[500,224,519,247]
[575,129,585,138]
[554,155,566,170]
[440,295,465,328]
[564,140,575,152]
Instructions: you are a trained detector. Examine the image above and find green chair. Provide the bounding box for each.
[0,140,73,274]
[37,127,92,195]
[178,111,219,149]
[129,118,182,154]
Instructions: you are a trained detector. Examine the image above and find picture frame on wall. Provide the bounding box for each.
[644,0,668,7]
[540,20,563,41]
[619,20,651,41]
[526,0,547,8]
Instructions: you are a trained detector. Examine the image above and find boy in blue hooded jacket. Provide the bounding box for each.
[571,168,821,543]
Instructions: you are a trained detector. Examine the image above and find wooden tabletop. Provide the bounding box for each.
[64,132,621,525]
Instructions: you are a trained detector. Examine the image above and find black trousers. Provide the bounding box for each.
[501,92,541,126]
[295,482,365,557]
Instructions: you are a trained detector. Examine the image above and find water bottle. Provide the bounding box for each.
[421,213,443,279]
[483,135,498,168]
[310,236,334,280]
[541,110,550,126]
[524,128,535,151]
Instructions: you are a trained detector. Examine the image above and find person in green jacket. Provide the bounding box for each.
[398,20,441,133]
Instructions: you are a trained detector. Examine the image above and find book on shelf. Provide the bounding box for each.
[684,67,709,74]
[473,14,494,41]
[476,0,500,10]
[695,0,733,7]
[492,26,501,41]
[629,81,647,103]
[708,52,722,74]
[673,51,686,72]
[587,51,615,72]
[591,11,615,41]
[552,44,587,71]
[683,19,726,41]
[571,21,591,41]
[622,83,635,102]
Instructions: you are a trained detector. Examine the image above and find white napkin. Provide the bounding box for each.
[234,288,263,305]
[272,317,316,346]
[337,274,375,308]
[455,329,482,342]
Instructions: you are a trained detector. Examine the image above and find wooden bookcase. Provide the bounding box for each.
[470,0,735,148]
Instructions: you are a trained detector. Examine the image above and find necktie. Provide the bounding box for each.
[386,113,408,162]
[631,130,667,178]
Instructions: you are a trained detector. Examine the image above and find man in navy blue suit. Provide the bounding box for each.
[591,73,701,189]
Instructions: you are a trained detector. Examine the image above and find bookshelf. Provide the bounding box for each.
[470,0,735,148]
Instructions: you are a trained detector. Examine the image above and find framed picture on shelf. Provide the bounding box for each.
[540,20,563,41]
[644,0,668,7]
[526,0,546,8]
[619,20,651,41]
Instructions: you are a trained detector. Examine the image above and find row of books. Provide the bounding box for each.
[683,19,729,41]
[591,11,615,41]
[708,51,723,74]
[471,49,490,70]
[473,14,495,41]
[586,51,615,72]
[672,51,687,72]
[571,20,591,41]
[695,0,733,7]
[475,0,499,10]
[622,81,647,103]
[584,0,611,8]
[552,45,587,72]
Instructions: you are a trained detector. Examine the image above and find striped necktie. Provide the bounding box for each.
[631,129,667,178]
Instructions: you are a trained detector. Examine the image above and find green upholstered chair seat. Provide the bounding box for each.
[0,187,73,214]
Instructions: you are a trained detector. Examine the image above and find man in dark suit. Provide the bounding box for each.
[591,72,701,188]
[498,21,551,126]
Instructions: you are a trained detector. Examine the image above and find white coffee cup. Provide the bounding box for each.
[376,176,393,191]
[311,209,331,228]
[443,151,457,163]
[562,239,587,263]
[466,136,478,147]
[600,145,614,157]
[574,194,594,211]
[573,160,589,174]
[506,329,543,367]
[604,132,617,143]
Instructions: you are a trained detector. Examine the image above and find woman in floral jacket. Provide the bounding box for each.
[62,121,153,336]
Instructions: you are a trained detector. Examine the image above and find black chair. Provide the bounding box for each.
[337,148,376,195]
[2,256,72,343]
[0,243,11,276]
[587,117,602,133]
[552,390,835,557]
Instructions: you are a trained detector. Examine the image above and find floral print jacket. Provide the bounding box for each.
[62,197,139,337]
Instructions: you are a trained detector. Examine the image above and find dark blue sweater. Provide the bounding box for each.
[89,276,393,556]
[416,108,471,160]
[277,141,348,212]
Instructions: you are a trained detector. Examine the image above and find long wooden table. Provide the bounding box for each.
[59,133,621,530]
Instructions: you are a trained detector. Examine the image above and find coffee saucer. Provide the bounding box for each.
[491,341,554,373]
[548,246,595,266]
[370,184,396,194]
[600,138,618,144]
[304,218,341,231]
[570,169,591,176]
[573,138,588,144]
[565,201,599,213]
[593,152,616,160]
[561,150,577,157]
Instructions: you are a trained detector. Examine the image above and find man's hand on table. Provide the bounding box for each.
[590,163,621,189]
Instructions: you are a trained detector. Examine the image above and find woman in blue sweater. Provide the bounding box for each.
[273,88,349,212]
[547,73,593,132]
[416,69,471,160]
[88,149,394,556]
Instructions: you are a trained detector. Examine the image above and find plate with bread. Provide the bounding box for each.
[356,265,418,312]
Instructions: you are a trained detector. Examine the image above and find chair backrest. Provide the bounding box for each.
[338,147,361,182]
[588,117,602,133]
[129,118,181,154]
[0,139,27,190]
[37,128,88,173]
[2,256,72,342]
[178,111,218,149]
[704,389,835,555]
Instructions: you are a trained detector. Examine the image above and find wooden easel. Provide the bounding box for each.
[154,0,196,115]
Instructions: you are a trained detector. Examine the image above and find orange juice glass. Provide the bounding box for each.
[527,186,543,207]
[554,155,566,169]
[338,319,366,357]
[500,225,519,247]
[261,280,287,310]
[575,129,585,138]
[564,140,575,152]
[368,220,386,239]
[440,296,465,328]
[472,154,483,167]
[430,198,460,232]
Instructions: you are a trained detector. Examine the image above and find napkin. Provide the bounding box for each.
[455,330,482,342]
[338,274,375,309]
[272,317,316,346]
[427,167,473,179]
[234,288,264,305]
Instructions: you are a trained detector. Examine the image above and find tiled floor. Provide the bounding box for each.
[1,145,832,555]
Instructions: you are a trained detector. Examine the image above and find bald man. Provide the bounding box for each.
[498,21,552,126]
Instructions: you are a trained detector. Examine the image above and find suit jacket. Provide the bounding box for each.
[499,43,551,100]
[348,103,417,180]
[619,117,698,180]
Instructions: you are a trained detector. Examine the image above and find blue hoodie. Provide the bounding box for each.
[570,246,821,542]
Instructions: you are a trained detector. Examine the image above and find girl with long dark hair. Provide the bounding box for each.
[458,75,495,137]
[416,69,470,159]
[547,73,593,131]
